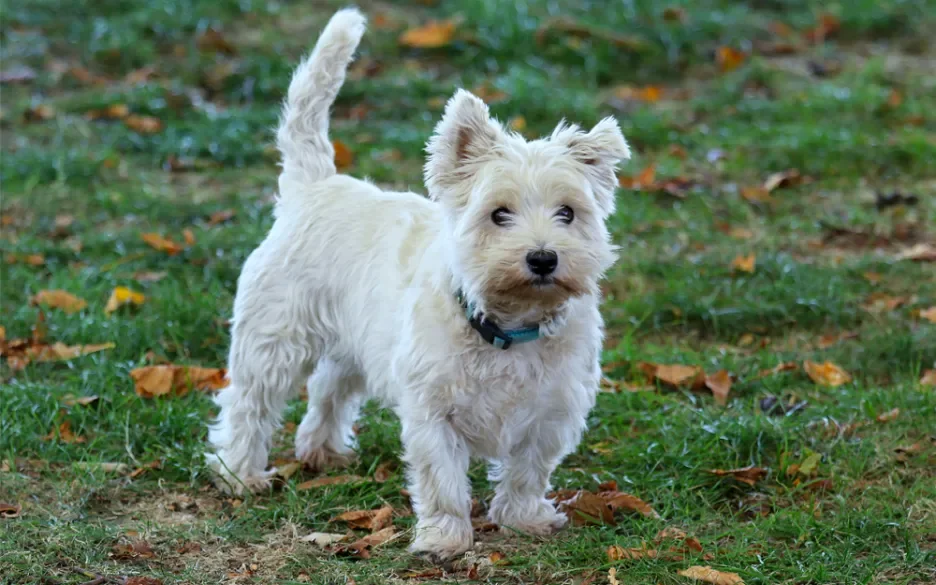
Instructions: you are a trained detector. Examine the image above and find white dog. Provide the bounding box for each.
[206,8,630,560]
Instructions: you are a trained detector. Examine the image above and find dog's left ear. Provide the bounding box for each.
[561,117,631,216]
[425,89,505,205]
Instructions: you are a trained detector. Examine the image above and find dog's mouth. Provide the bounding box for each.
[531,275,555,287]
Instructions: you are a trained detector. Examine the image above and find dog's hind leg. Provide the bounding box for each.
[207,325,318,494]
[295,357,364,470]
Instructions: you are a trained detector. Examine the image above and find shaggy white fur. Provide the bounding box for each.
[206,7,631,560]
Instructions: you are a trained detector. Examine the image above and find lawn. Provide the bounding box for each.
[2,0,935,584]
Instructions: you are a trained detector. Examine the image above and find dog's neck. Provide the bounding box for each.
[456,283,571,334]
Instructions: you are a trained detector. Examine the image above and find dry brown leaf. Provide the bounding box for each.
[863,293,910,313]
[30,290,88,314]
[896,243,936,262]
[333,140,354,170]
[613,85,663,103]
[657,527,704,553]
[640,362,705,390]
[607,544,658,560]
[707,466,768,487]
[335,527,396,559]
[61,394,99,407]
[763,169,802,192]
[705,370,732,406]
[43,420,86,444]
[23,104,55,122]
[608,567,620,585]
[129,460,161,479]
[875,408,900,423]
[5,253,46,266]
[133,271,167,283]
[28,342,114,363]
[196,28,237,55]
[104,286,146,315]
[130,365,228,398]
[373,462,394,483]
[0,502,22,518]
[141,233,183,255]
[125,577,163,585]
[399,20,456,48]
[369,505,394,533]
[85,103,129,120]
[919,307,936,323]
[817,331,859,349]
[125,115,163,134]
[508,115,526,131]
[182,228,196,246]
[803,360,852,387]
[561,491,615,525]
[207,209,236,226]
[731,253,756,274]
[678,565,745,585]
[805,13,840,44]
[330,508,383,530]
[619,164,656,189]
[921,370,936,387]
[716,46,745,72]
[111,540,156,560]
[296,475,366,490]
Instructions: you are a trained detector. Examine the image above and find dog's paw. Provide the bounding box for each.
[205,453,276,495]
[409,516,473,562]
[489,499,568,536]
[295,443,355,472]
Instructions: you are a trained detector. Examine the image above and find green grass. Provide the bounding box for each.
[2,0,936,583]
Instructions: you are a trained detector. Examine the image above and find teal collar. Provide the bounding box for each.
[456,291,541,350]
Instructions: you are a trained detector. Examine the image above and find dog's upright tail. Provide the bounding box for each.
[276,8,366,183]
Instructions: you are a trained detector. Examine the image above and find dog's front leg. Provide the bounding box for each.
[487,421,575,536]
[401,416,473,561]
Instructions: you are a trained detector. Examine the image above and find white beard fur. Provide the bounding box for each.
[206,7,631,561]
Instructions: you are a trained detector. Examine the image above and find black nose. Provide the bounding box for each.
[526,249,558,276]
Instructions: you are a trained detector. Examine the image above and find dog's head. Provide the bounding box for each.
[425,89,629,322]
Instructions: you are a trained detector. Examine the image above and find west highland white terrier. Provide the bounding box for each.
[206,7,630,560]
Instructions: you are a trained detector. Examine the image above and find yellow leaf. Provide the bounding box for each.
[85,103,130,120]
[639,362,705,389]
[43,420,86,444]
[875,407,900,423]
[740,186,772,204]
[803,360,852,387]
[30,290,88,314]
[182,228,196,246]
[105,286,146,315]
[399,19,456,48]
[613,85,664,103]
[508,116,526,131]
[619,164,656,189]
[141,232,183,255]
[678,565,745,585]
[29,342,114,362]
[130,364,228,398]
[608,544,658,561]
[919,306,936,323]
[332,140,354,170]
[707,466,768,487]
[716,46,745,72]
[731,253,756,273]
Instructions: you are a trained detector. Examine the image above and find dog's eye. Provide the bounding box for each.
[491,207,512,226]
[556,205,574,224]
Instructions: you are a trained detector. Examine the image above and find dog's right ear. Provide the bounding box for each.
[425,89,504,203]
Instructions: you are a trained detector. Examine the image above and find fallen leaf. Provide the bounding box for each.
[74,461,129,474]
[608,544,658,560]
[296,474,366,490]
[863,293,910,313]
[61,394,99,407]
[731,254,756,274]
[43,420,86,443]
[707,466,768,487]
[334,527,396,559]
[141,233,183,255]
[207,209,236,226]
[6,253,46,266]
[182,228,196,246]
[330,507,386,530]
[796,452,822,476]
[129,460,161,478]
[403,568,445,579]
[921,370,936,387]
[678,565,744,585]
[640,362,705,390]
[705,370,732,406]
[196,28,237,55]
[608,567,620,585]
[105,286,146,315]
[657,527,704,553]
[373,462,394,483]
[125,577,163,585]
[619,164,657,189]
[0,502,22,518]
[509,115,526,131]
[302,532,349,547]
[876,408,900,423]
[716,46,745,72]
[134,271,168,283]
[23,104,55,122]
[370,505,393,532]
[763,169,802,192]
[111,540,156,560]
[740,186,772,204]
[130,365,228,398]
[805,13,840,44]
[333,140,354,170]
[803,360,852,387]
[125,115,163,134]
[471,82,508,104]
[28,342,114,363]
[85,103,130,120]
[896,243,936,262]
[399,20,456,48]
[604,492,660,519]
[560,491,615,525]
[613,85,663,103]
[919,307,936,323]
[817,331,859,349]
[30,290,88,314]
